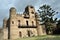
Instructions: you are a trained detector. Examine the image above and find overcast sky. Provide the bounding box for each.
[0,0,60,27]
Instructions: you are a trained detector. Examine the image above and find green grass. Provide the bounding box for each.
[15,35,60,40]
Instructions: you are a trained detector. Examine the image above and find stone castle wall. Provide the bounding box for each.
[3,5,46,40]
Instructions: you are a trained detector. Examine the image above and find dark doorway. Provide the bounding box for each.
[19,31,22,37]
[8,27,10,39]
[8,26,10,39]
[27,31,30,37]
[26,21,28,26]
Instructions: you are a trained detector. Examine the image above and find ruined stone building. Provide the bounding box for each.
[3,5,46,40]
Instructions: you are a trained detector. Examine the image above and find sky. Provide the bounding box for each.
[0,0,60,28]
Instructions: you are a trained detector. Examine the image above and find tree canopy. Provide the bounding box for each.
[38,4,58,34]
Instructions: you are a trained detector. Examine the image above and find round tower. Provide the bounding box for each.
[9,7,16,18]
[9,7,19,39]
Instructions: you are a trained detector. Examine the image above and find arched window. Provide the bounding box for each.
[27,30,30,37]
[12,21,14,24]
[30,6,33,8]
[18,20,20,22]
[26,21,28,26]
[19,31,22,37]
[31,11,34,14]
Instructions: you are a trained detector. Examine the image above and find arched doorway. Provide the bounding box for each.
[27,30,33,37]
[27,31,30,37]
[19,31,22,37]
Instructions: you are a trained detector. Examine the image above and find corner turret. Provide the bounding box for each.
[9,7,16,18]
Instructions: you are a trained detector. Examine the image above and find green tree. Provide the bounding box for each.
[38,4,58,34]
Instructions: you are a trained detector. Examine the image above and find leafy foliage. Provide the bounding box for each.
[38,4,58,34]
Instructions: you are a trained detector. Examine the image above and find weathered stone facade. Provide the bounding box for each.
[3,5,46,40]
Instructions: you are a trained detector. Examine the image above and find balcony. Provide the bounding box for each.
[18,25,37,28]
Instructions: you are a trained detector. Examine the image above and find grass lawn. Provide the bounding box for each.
[15,35,60,40]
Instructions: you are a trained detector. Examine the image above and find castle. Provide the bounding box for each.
[3,5,46,40]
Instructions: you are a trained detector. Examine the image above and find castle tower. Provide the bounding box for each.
[24,5,35,19]
[23,5,36,27]
[9,7,19,39]
[9,7,16,18]
[24,5,45,35]
[25,5,45,35]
